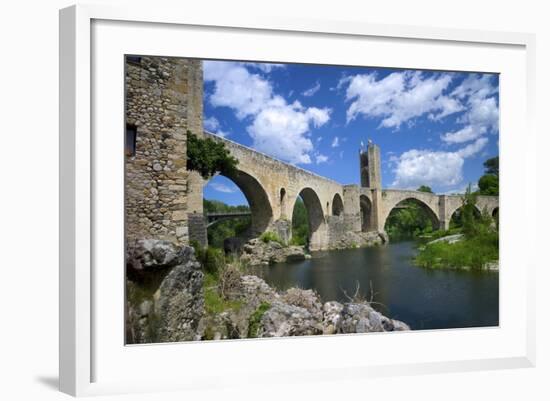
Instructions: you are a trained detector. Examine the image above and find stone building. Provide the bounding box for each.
[125,56,203,248]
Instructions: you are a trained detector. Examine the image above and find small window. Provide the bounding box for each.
[125,124,137,157]
[126,55,142,65]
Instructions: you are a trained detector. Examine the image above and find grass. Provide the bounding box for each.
[415,231,498,270]
[203,272,243,315]
[259,231,285,245]
[247,302,271,338]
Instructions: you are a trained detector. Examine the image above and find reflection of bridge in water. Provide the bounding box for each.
[192,132,499,251]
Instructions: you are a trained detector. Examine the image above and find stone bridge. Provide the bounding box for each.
[201,132,499,250]
[124,57,498,251]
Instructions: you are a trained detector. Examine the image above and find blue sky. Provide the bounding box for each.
[202,60,499,206]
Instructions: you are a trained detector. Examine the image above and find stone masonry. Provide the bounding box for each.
[125,56,203,248]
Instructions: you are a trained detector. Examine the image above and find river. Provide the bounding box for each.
[250,241,499,330]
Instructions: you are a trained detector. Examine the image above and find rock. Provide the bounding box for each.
[322,301,344,334]
[240,238,306,266]
[155,247,204,342]
[329,231,385,250]
[240,275,279,304]
[282,288,323,320]
[257,301,323,337]
[427,234,464,245]
[483,261,499,271]
[223,237,245,254]
[128,239,192,271]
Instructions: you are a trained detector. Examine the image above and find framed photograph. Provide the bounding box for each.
[59,4,536,396]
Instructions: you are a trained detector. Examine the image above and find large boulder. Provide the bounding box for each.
[257,301,323,337]
[337,302,410,333]
[281,288,323,320]
[241,238,306,266]
[156,253,204,342]
[126,240,205,344]
[127,239,191,272]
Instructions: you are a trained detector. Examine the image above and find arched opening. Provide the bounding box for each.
[203,171,273,250]
[360,195,372,232]
[384,198,439,241]
[291,188,327,251]
[280,188,287,218]
[332,193,344,216]
[449,204,482,230]
[492,207,499,229]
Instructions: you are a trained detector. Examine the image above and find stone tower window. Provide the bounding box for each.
[125,124,137,157]
[126,55,142,65]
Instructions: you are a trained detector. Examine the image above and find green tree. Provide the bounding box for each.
[187,131,239,179]
[478,174,499,196]
[385,199,434,240]
[483,156,499,176]
[203,199,251,248]
[290,197,309,246]
[417,185,433,193]
[478,156,499,195]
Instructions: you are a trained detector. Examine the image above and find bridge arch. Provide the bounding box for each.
[381,193,440,233]
[292,187,328,251]
[332,193,344,216]
[360,195,373,232]
[205,169,273,237]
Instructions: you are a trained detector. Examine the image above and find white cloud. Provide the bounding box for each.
[391,138,488,189]
[456,137,489,158]
[204,61,331,164]
[441,74,499,144]
[203,116,229,137]
[331,136,340,148]
[315,154,329,164]
[209,182,237,193]
[203,116,220,131]
[243,62,285,73]
[302,81,321,97]
[341,71,463,128]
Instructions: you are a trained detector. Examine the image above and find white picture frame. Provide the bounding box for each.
[59,4,536,397]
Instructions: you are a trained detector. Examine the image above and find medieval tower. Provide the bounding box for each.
[359,141,382,189]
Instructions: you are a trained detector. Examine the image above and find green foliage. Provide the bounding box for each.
[415,184,498,270]
[203,273,243,315]
[194,244,225,275]
[385,199,435,241]
[483,156,499,176]
[247,302,271,338]
[478,156,499,195]
[203,199,251,248]
[417,185,433,193]
[291,197,309,246]
[478,174,499,196]
[187,131,239,179]
[415,230,498,270]
[260,231,284,245]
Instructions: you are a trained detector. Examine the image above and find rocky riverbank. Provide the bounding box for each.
[126,240,409,344]
[237,230,387,267]
[240,238,308,266]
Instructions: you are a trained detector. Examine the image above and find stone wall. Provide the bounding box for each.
[125,56,203,248]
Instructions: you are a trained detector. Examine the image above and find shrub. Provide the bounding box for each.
[203,247,225,275]
[259,231,284,245]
